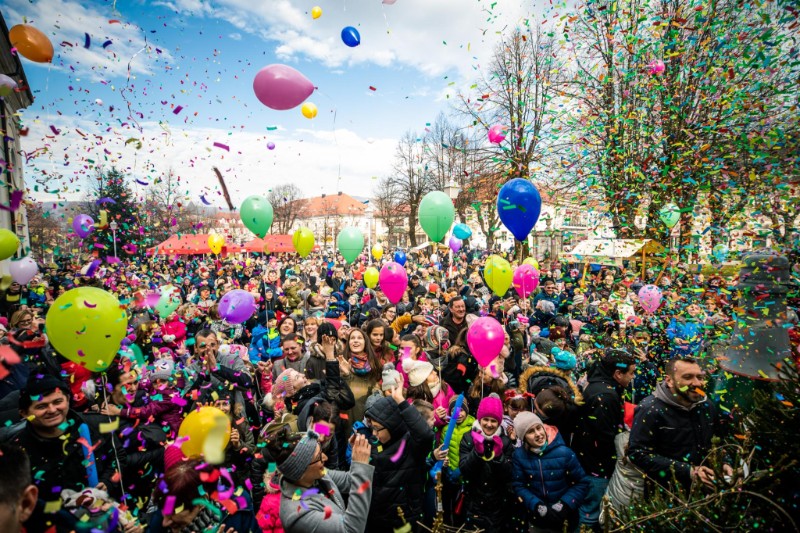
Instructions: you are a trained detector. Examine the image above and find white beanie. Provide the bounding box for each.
[402,358,434,388]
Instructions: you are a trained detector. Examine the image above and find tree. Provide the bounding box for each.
[25,201,61,262]
[140,169,207,247]
[84,167,139,257]
[373,177,406,247]
[267,184,302,234]
[386,131,432,247]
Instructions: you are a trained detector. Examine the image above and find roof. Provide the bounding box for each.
[243,235,320,253]
[294,192,367,218]
[147,234,242,255]
[562,239,667,266]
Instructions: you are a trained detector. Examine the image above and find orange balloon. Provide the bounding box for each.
[9,24,54,63]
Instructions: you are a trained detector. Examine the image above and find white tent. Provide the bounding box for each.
[562,239,667,266]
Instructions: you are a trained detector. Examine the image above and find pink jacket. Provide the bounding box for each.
[121,386,184,436]
[256,482,284,533]
[432,383,455,430]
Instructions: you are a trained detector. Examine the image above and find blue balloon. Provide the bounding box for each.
[497,178,542,241]
[453,223,472,240]
[394,250,406,266]
[341,26,361,47]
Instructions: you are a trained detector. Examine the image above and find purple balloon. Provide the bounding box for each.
[218,289,256,324]
[449,236,462,253]
[72,214,95,239]
[253,64,315,111]
[267,142,276,150]
[9,257,38,285]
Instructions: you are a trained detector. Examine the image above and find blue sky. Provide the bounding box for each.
[6,0,554,206]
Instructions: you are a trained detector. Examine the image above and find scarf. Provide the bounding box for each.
[429,377,442,398]
[179,500,225,533]
[350,352,371,376]
[470,420,503,460]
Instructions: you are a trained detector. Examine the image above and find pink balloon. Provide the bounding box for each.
[513,264,540,299]
[9,257,38,285]
[449,236,462,253]
[379,261,408,304]
[638,284,663,314]
[647,59,665,75]
[488,124,506,144]
[253,64,315,111]
[467,317,505,367]
[72,214,95,239]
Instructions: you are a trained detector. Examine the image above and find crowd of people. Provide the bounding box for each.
[0,248,797,533]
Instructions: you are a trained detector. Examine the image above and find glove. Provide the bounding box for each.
[536,504,548,517]
[549,501,570,521]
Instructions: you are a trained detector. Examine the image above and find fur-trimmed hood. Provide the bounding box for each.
[519,365,584,405]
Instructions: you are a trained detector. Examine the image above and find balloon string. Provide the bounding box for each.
[314,89,342,192]
[101,373,128,506]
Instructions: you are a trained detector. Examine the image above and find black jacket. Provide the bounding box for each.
[440,315,468,346]
[570,362,626,478]
[364,397,435,532]
[288,360,355,416]
[442,346,478,395]
[628,381,720,489]
[459,429,515,532]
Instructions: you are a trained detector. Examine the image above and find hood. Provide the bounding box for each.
[587,360,619,386]
[364,397,405,440]
[296,392,326,431]
[526,424,563,454]
[653,380,706,411]
[519,365,584,405]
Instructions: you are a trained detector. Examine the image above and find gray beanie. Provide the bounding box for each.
[381,363,402,392]
[364,390,383,413]
[277,429,319,483]
[149,358,174,382]
[513,411,543,442]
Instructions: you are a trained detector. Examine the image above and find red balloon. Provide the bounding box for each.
[253,64,315,111]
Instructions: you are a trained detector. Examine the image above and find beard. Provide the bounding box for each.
[675,384,705,404]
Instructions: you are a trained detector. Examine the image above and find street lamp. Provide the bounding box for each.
[109,221,118,257]
[443,179,461,202]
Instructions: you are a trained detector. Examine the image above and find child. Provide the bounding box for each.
[249,312,282,362]
[397,334,428,388]
[502,390,528,444]
[403,358,454,432]
[458,393,515,533]
[512,411,590,532]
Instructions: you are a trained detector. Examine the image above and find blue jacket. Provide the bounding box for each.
[512,426,590,511]
[247,324,282,362]
[666,317,704,357]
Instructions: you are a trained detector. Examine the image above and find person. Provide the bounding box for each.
[628,357,731,492]
[403,357,453,431]
[0,444,40,533]
[364,383,435,531]
[441,297,468,346]
[272,334,310,378]
[186,328,253,404]
[269,427,374,533]
[512,411,590,533]
[570,348,636,529]
[665,302,706,358]
[340,328,381,433]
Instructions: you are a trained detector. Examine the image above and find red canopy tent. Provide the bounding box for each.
[243,235,320,254]
[148,234,243,256]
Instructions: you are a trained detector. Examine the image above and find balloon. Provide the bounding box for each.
[8,257,38,285]
[488,124,507,144]
[453,223,472,240]
[497,179,542,241]
[9,25,54,63]
[712,244,729,263]
[638,285,663,314]
[292,227,315,258]
[301,102,318,119]
[0,74,18,97]
[45,287,127,372]
[393,250,406,266]
[178,406,231,463]
[337,227,364,264]
[311,5,322,18]
[240,195,274,238]
[341,26,361,47]
[372,244,384,261]
[483,255,513,296]
[267,142,276,150]
[379,262,408,304]
[466,317,505,367]
[523,257,540,270]
[218,289,257,324]
[418,191,455,243]
[383,0,397,3]
[659,203,680,229]
[0,230,20,261]
[72,214,95,239]
[364,267,380,289]
[449,236,462,253]
[155,285,182,317]
[647,59,666,75]
[208,234,225,255]
[513,264,540,299]
[253,64,315,111]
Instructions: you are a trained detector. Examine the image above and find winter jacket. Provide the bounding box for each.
[432,383,455,430]
[666,317,704,357]
[364,397,435,532]
[604,431,645,517]
[256,475,284,533]
[459,426,515,532]
[570,361,626,478]
[280,461,374,533]
[512,425,590,513]
[447,414,476,479]
[119,384,183,436]
[272,353,311,379]
[628,381,720,490]
[519,365,583,442]
[249,325,282,362]
[442,345,478,395]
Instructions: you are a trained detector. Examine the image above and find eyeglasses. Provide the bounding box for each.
[309,451,325,465]
[369,424,387,435]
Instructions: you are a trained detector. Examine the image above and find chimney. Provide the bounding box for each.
[321,193,326,198]
[338,191,342,196]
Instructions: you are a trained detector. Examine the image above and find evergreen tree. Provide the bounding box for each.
[84,167,139,257]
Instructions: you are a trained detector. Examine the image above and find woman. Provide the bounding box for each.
[277,315,298,339]
[9,308,34,331]
[268,427,374,533]
[340,328,382,434]
[364,319,395,366]
[609,283,636,323]
[305,321,341,381]
[301,317,320,349]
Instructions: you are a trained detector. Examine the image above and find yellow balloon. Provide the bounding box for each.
[523,257,540,270]
[484,254,513,297]
[311,5,322,19]
[178,406,231,463]
[364,267,380,289]
[292,227,315,258]
[371,244,383,261]
[301,102,318,119]
[208,234,225,255]
[0,229,20,260]
[45,287,127,372]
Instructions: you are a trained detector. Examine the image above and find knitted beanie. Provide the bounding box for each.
[149,358,175,382]
[273,368,300,399]
[277,430,320,483]
[402,358,434,387]
[513,411,543,441]
[381,363,402,392]
[423,326,450,352]
[476,393,503,422]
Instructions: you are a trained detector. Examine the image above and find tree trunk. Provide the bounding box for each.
[408,207,418,247]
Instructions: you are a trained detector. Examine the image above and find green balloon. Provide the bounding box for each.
[337,227,364,264]
[240,195,274,238]
[418,191,455,243]
[659,203,680,229]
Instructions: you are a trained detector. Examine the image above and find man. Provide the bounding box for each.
[628,357,729,491]
[571,349,636,529]
[188,329,253,404]
[533,278,564,309]
[0,444,38,533]
[441,296,468,345]
[410,275,427,299]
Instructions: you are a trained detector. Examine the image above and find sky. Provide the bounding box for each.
[5,0,559,208]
